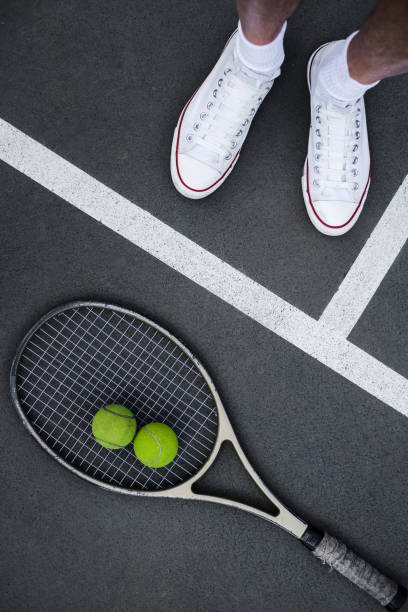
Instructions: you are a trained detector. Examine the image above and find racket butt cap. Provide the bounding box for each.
[386,585,407,612]
[300,525,324,551]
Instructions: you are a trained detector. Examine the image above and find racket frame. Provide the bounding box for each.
[10,301,307,539]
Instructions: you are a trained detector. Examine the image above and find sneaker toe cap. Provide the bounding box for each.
[313,200,357,228]
[176,154,220,191]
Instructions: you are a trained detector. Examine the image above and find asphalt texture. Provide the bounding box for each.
[1,1,408,611]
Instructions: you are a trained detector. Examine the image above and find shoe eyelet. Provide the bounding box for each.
[315,104,321,113]
[316,142,322,150]
[265,86,271,91]
[352,169,358,177]
[200,112,208,120]
[224,68,231,76]
[250,107,255,116]
[258,96,263,103]
[355,119,360,128]
[193,123,200,131]
[353,182,359,191]
[236,129,243,137]
[218,78,223,87]
[315,154,321,161]
[242,118,249,126]
[353,144,358,152]
[207,101,214,110]
[314,166,319,174]
[231,140,237,149]
[186,134,193,143]
[352,156,358,165]
[315,129,321,137]
[355,131,360,140]
[316,116,321,124]
[225,153,232,160]
[313,179,320,187]
[213,89,218,98]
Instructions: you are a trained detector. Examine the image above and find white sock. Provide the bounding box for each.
[236,20,286,76]
[316,31,380,104]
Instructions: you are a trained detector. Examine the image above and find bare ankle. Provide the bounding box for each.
[240,21,285,45]
[347,36,379,85]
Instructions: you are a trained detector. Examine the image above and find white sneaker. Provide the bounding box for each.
[302,43,371,236]
[171,31,279,199]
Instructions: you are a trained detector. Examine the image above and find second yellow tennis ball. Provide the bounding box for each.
[134,422,178,468]
[92,404,136,449]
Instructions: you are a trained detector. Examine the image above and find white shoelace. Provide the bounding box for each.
[194,72,270,161]
[313,101,361,192]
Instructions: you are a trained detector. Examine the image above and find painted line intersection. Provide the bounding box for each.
[1,117,407,417]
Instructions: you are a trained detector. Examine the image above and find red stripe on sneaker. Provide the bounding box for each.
[175,30,241,193]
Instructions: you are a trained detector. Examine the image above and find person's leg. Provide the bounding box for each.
[315,0,408,104]
[171,1,302,199]
[302,0,408,237]
[349,0,408,84]
[236,0,302,44]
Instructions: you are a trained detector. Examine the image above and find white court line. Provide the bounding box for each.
[320,176,408,337]
[1,117,407,418]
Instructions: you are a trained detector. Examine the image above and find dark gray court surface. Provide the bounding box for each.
[1,1,407,611]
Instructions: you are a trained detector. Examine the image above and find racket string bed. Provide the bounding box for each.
[15,305,218,491]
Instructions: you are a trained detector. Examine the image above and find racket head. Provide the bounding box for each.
[10,302,229,496]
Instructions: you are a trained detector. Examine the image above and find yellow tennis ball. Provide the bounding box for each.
[92,404,136,449]
[133,422,178,468]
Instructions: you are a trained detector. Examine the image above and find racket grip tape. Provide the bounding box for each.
[301,527,407,610]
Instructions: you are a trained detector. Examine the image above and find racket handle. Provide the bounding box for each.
[301,526,407,610]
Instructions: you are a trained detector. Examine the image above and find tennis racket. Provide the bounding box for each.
[10,301,406,610]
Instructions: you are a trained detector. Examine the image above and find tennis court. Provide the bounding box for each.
[1,1,408,610]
